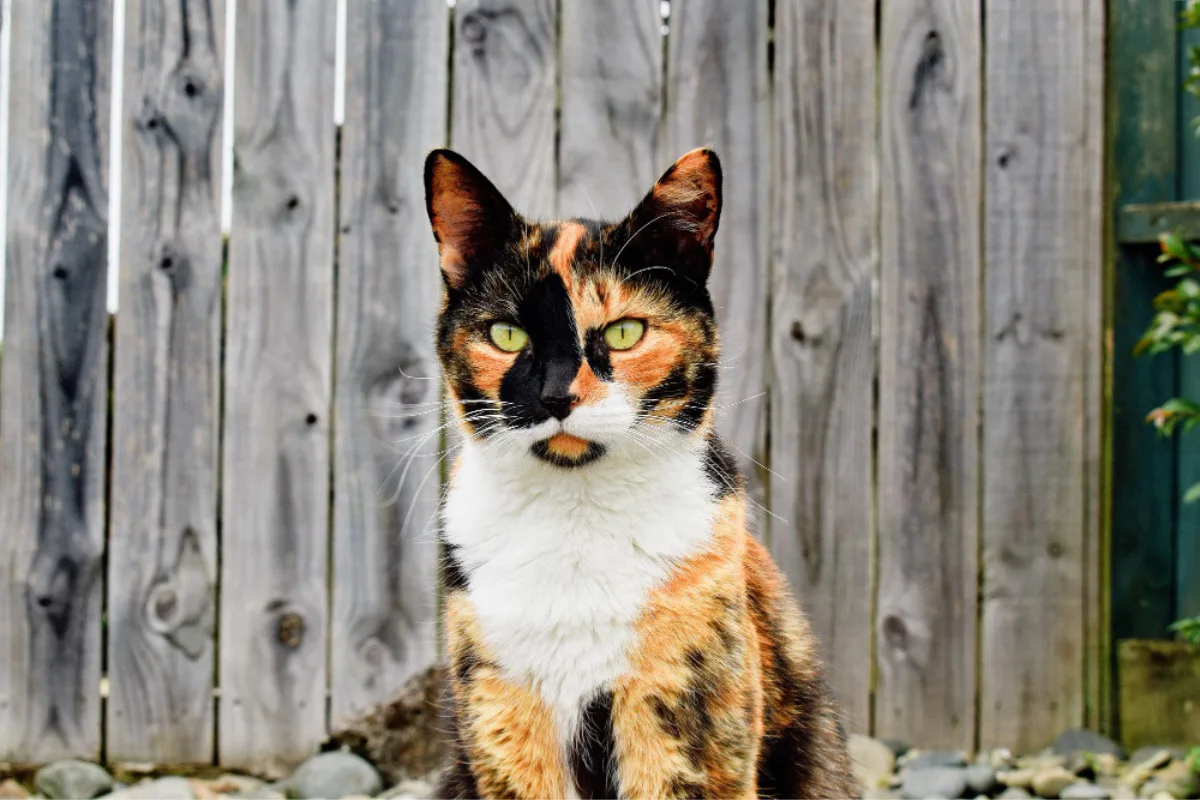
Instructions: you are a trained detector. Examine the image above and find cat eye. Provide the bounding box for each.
[488,322,529,352]
[604,319,646,351]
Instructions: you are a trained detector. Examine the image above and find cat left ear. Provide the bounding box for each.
[622,148,722,283]
[424,149,517,289]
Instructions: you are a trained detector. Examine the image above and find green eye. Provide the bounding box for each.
[489,322,529,352]
[604,319,646,351]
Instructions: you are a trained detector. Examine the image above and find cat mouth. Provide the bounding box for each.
[530,433,607,468]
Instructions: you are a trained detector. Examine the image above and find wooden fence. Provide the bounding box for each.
[0,0,1106,771]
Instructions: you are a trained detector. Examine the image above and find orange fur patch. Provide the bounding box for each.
[549,222,586,293]
[568,360,606,406]
[544,433,591,459]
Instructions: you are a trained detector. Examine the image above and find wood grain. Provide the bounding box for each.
[1117,640,1200,750]
[0,0,110,762]
[330,0,449,730]
[558,0,662,219]
[664,0,769,541]
[978,0,1102,752]
[106,0,225,762]
[219,0,336,774]
[764,0,875,734]
[876,0,982,748]
[451,0,557,219]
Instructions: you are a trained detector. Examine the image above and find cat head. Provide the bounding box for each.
[424,148,722,468]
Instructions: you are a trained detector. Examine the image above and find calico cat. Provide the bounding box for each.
[424,147,855,799]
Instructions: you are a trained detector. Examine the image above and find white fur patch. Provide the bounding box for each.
[442,389,718,762]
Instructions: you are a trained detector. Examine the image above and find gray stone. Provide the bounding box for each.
[1148,760,1199,799]
[850,735,898,790]
[999,789,1034,800]
[1033,766,1077,799]
[901,767,969,800]
[1052,730,1125,759]
[378,780,435,800]
[964,765,997,795]
[285,752,383,800]
[35,760,114,800]
[1062,783,1113,800]
[907,751,969,771]
[998,769,1037,790]
[862,790,903,800]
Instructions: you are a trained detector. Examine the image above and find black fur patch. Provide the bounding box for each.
[498,274,583,429]
[569,691,619,799]
[702,435,741,498]
[439,539,469,590]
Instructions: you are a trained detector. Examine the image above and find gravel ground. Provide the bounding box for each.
[2,727,1196,799]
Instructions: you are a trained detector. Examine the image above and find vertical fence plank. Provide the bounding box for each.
[979,0,1101,751]
[558,0,661,218]
[876,0,981,748]
[107,0,225,761]
[767,0,876,734]
[665,0,769,538]
[452,0,557,219]
[0,0,110,762]
[219,0,336,773]
[330,0,449,729]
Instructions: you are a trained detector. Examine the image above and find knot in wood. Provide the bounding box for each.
[460,12,487,44]
[135,96,164,132]
[176,70,206,100]
[152,587,179,623]
[277,611,305,649]
[882,615,908,651]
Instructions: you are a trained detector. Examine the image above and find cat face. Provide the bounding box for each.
[424,148,722,468]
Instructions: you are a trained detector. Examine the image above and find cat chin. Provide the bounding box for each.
[529,437,608,469]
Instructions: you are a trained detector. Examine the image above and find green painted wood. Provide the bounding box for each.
[1110,0,1179,642]
[1116,200,1200,242]
[1176,21,1200,622]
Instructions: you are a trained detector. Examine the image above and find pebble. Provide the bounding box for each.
[906,750,969,771]
[1147,760,1199,799]
[998,769,1037,789]
[1032,765,1077,798]
[0,780,29,799]
[1052,729,1126,759]
[35,760,115,799]
[1061,782,1113,799]
[1111,786,1137,800]
[850,735,898,790]
[104,777,195,799]
[284,752,383,799]
[964,765,998,795]
[378,779,436,800]
[901,767,968,800]
[999,789,1034,800]
[862,789,903,800]
[1129,747,1186,767]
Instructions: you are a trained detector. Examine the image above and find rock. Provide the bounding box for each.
[35,760,115,799]
[378,780,435,800]
[999,789,1034,800]
[1130,750,1176,772]
[850,735,897,790]
[285,752,383,799]
[1111,785,1137,800]
[882,740,913,759]
[964,765,997,795]
[200,774,264,797]
[323,666,448,785]
[901,767,969,800]
[862,790,903,800]
[1093,754,1123,778]
[106,777,196,799]
[998,769,1037,790]
[981,748,1017,770]
[1052,730,1125,759]
[0,780,29,799]
[907,751,969,771]
[1148,760,1199,799]
[1061,783,1113,799]
[1033,766,1077,798]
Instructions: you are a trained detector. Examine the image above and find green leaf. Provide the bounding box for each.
[1184,482,1200,504]
[1160,397,1200,415]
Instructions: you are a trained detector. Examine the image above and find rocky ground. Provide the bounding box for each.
[851,729,1199,800]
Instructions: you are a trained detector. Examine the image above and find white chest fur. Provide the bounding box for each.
[442,436,718,745]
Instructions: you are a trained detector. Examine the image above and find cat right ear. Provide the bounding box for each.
[424,149,516,289]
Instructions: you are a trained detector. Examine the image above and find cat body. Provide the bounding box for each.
[425,148,855,799]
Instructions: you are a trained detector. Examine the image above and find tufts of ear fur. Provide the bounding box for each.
[424,149,517,289]
[621,148,722,285]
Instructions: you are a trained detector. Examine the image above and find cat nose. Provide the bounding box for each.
[539,391,575,421]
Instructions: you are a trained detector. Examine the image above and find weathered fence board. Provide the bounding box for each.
[0,0,110,763]
[451,0,557,219]
[767,0,877,735]
[558,0,662,219]
[876,0,982,748]
[330,0,450,730]
[107,0,226,762]
[219,0,336,773]
[665,0,769,535]
[978,0,1103,752]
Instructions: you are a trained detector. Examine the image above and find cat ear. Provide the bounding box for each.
[622,148,722,283]
[424,149,517,289]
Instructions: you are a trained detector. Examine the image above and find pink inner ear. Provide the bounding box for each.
[653,150,719,244]
[430,178,484,286]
